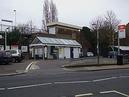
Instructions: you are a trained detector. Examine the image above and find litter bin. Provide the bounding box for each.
[117,54,123,65]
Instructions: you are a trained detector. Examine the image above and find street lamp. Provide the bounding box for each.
[1,19,13,50]
[92,24,100,65]
[5,27,9,50]
[13,10,16,27]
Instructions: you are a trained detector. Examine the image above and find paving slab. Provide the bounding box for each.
[63,64,129,71]
[0,60,34,76]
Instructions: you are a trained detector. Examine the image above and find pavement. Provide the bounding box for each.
[63,64,129,71]
[62,58,129,71]
[0,60,38,76]
[30,58,129,73]
[0,57,129,76]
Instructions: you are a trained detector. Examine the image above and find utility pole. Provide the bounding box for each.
[5,28,9,50]
[118,31,120,54]
[13,10,16,27]
[92,24,100,65]
[1,19,13,50]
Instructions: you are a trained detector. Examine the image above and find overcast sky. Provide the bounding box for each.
[0,0,129,28]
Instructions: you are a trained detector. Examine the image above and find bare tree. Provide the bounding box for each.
[105,11,120,29]
[42,0,50,31]
[90,10,120,56]
[104,11,120,47]
[91,11,120,43]
[18,20,37,34]
[50,0,58,22]
[90,16,104,30]
[42,0,58,31]
[43,0,50,24]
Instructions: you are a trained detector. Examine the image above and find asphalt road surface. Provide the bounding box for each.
[0,67,129,97]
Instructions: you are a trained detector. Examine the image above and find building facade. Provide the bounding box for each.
[47,22,81,42]
[30,22,82,59]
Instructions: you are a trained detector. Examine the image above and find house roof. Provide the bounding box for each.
[30,37,81,47]
[47,22,82,30]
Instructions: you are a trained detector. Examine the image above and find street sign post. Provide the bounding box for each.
[118,24,126,54]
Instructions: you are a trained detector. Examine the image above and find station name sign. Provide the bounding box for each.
[118,25,126,39]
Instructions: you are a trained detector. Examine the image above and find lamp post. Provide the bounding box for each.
[13,10,16,27]
[5,28,9,50]
[92,24,100,65]
[1,19,13,50]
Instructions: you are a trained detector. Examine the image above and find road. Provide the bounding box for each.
[0,66,129,97]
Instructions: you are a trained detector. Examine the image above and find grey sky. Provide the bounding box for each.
[0,0,129,28]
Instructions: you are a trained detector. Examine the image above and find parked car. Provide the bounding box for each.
[6,49,23,62]
[0,51,12,64]
[87,52,94,57]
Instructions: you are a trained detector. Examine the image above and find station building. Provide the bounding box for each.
[30,22,82,59]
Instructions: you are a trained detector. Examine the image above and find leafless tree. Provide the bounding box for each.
[91,11,120,43]
[43,0,50,24]
[42,0,50,31]
[42,0,58,31]
[104,11,120,46]
[18,20,37,34]
[90,10,120,55]
[90,16,104,30]
[105,11,120,29]
[50,0,58,22]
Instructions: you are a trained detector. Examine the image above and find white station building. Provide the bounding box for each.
[30,36,81,59]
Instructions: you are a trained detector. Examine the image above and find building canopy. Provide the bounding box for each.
[30,37,81,47]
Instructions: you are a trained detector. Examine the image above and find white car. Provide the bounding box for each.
[6,49,23,62]
[87,52,94,57]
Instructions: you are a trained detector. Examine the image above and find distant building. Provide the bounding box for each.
[47,22,82,41]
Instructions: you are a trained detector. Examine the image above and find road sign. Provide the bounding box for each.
[118,25,126,39]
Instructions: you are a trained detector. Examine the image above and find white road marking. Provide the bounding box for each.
[100,90,116,94]
[0,88,5,91]
[29,64,40,70]
[54,75,129,85]
[114,90,129,97]
[93,77,117,82]
[25,61,39,72]
[54,80,91,84]
[100,90,129,97]
[25,62,34,71]
[7,83,52,90]
[75,93,93,97]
